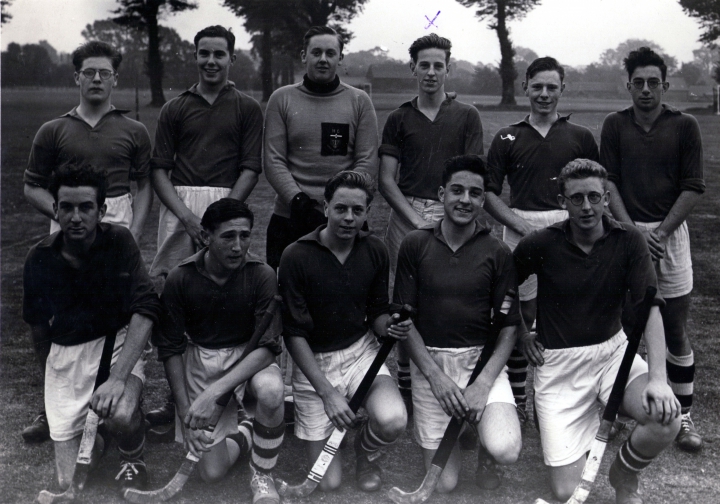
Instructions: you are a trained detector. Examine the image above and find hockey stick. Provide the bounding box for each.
[388,289,517,504]
[37,330,118,504]
[275,304,416,498]
[534,286,657,504]
[123,295,282,503]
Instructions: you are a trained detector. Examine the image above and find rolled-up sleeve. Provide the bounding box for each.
[25,123,56,188]
[155,271,188,362]
[151,102,177,171]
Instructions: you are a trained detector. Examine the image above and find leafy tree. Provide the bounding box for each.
[473,64,502,95]
[679,0,720,45]
[1,0,11,24]
[692,45,720,75]
[680,62,705,86]
[457,0,542,105]
[598,39,677,72]
[1,43,55,86]
[112,0,198,106]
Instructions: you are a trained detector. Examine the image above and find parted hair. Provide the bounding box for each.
[409,33,452,63]
[49,164,107,206]
[557,159,607,195]
[442,154,486,186]
[201,198,254,232]
[526,56,565,82]
[303,26,344,53]
[624,47,667,81]
[194,25,236,55]
[324,170,374,205]
[72,41,122,72]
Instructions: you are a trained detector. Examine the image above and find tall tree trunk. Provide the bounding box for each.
[146,6,165,107]
[495,0,517,106]
[260,24,273,102]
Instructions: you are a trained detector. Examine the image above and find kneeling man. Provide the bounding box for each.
[279,171,408,492]
[394,154,522,493]
[155,198,285,504]
[514,159,681,503]
[23,165,160,493]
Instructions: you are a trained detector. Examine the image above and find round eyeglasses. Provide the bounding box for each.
[630,78,661,90]
[80,69,115,80]
[565,192,603,206]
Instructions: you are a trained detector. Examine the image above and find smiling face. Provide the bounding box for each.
[412,47,449,96]
[628,65,666,113]
[302,34,343,84]
[524,70,564,118]
[54,185,105,246]
[323,187,369,242]
[195,37,235,88]
[74,56,117,106]
[558,177,608,235]
[439,170,485,228]
[204,217,252,272]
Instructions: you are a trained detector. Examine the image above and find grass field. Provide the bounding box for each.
[2,87,720,503]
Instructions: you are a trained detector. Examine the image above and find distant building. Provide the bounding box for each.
[562,81,624,98]
[367,63,415,93]
[665,76,689,102]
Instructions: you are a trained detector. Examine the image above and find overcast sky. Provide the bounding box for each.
[1,0,705,67]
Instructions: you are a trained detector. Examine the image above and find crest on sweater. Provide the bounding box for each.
[321,123,349,156]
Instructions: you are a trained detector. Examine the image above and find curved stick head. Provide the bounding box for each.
[275,478,318,498]
[37,488,76,504]
[387,466,442,504]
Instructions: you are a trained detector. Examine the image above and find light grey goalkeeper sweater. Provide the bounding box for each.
[263,80,379,218]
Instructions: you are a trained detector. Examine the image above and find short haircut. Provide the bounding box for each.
[49,164,107,206]
[624,46,667,81]
[442,155,486,186]
[409,33,452,63]
[72,41,122,72]
[201,198,254,232]
[557,159,607,195]
[324,170,374,205]
[526,56,564,82]
[194,25,235,55]
[303,26,344,53]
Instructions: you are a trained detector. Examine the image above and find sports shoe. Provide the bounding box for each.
[676,413,703,452]
[145,400,175,426]
[250,465,280,504]
[475,445,501,490]
[609,462,643,504]
[115,458,148,494]
[354,430,382,492]
[22,412,50,443]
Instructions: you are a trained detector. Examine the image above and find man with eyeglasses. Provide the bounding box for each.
[600,47,705,453]
[22,40,153,444]
[514,159,680,504]
[484,57,599,424]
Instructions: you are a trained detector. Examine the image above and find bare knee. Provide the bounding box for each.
[105,404,141,436]
[640,414,682,445]
[253,374,284,410]
[199,461,229,484]
[489,441,521,465]
[372,407,407,441]
[318,472,341,491]
[551,479,576,502]
[435,470,459,494]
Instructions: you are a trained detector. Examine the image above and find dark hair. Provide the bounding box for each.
[409,33,452,63]
[441,155,486,186]
[49,164,107,206]
[624,46,667,81]
[557,159,607,195]
[526,56,564,82]
[72,41,122,72]
[324,170,374,205]
[201,198,254,232]
[302,26,344,53]
[194,25,235,55]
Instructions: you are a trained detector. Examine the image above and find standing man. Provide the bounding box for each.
[148,25,264,426]
[379,34,483,410]
[515,159,680,503]
[484,57,599,419]
[23,165,161,494]
[601,47,705,452]
[279,171,408,492]
[22,40,153,443]
[154,199,285,504]
[394,155,522,493]
[264,25,378,270]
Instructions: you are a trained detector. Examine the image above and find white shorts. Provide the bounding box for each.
[45,326,148,442]
[635,221,693,298]
[503,209,568,301]
[150,186,231,278]
[292,332,391,441]
[534,330,648,467]
[411,346,516,450]
[50,192,134,234]
[175,342,280,447]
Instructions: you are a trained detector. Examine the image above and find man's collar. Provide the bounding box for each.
[431,218,491,245]
[179,247,263,277]
[61,105,130,119]
[297,224,371,246]
[406,92,456,110]
[620,103,680,118]
[37,222,109,254]
[182,81,236,97]
[550,214,626,241]
[510,113,571,127]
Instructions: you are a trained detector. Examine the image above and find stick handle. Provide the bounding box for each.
[347,305,415,413]
[602,286,657,423]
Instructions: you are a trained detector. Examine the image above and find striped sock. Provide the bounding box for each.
[118,433,145,461]
[614,436,654,475]
[355,422,394,456]
[507,348,528,408]
[250,419,284,474]
[667,350,694,415]
[397,361,412,400]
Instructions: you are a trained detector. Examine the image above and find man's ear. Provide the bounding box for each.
[557,194,567,209]
[301,50,307,64]
[662,81,670,93]
[200,228,210,247]
[98,203,107,221]
[323,200,329,217]
[438,186,445,203]
[53,202,58,219]
[410,61,416,75]
[522,81,529,95]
